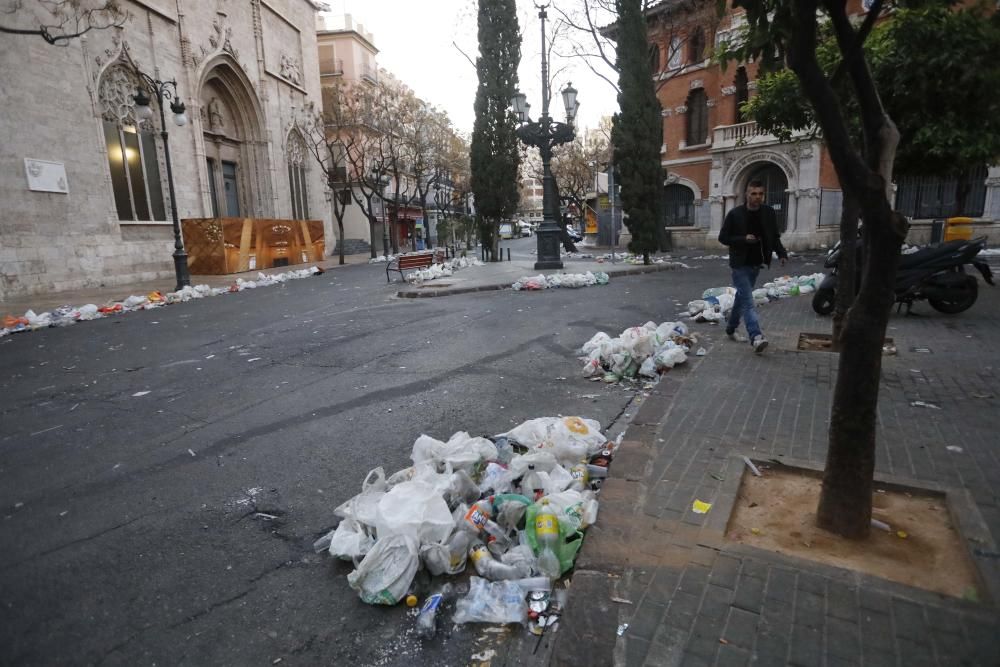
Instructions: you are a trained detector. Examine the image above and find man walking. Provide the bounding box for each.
[718,180,788,354]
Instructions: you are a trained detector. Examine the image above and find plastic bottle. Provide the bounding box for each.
[534,500,561,579]
[493,436,515,465]
[415,583,454,639]
[522,464,544,501]
[469,542,522,580]
[568,461,589,491]
[483,519,512,557]
[462,497,493,534]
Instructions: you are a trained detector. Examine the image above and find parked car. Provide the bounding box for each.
[498,222,515,239]
[518,221,532,237]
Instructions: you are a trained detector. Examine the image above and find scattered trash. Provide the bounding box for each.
[871,518,891,532]
[1,267,324,340]
[579,320,694,384]
[710,473,726,481]
[910,401,940,409]
[617,623,629,636]
[750,528,761,535]
[742,456,762,477]
[946,445,963,453]
[512,271,610,290]
[610,597,633,605]
[692,499,713,514]
[131,391,150,397]
[406,256,484,284]
[882,344,897,356]
[696,347,707,356]
[896,530,908,539]
[686,273,826,322]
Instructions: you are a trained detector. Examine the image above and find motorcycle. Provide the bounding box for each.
[812,235,994,315]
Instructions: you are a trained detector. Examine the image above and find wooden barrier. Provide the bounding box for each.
[181,217,325,275]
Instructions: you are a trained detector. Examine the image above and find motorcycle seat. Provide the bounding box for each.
[898,239,973,270]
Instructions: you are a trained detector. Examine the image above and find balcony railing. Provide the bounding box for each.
[712,120,814,150]
[362,63,378,83]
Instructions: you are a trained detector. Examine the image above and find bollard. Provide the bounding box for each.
[507,248,511,262]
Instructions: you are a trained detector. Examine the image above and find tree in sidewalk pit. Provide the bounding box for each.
[470,0,520,262]
[727,0,915,539]
[1,0,126,45]
[611,0,662,264]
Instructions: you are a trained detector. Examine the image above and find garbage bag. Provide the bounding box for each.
[320,518,375,561]
[333,467,388,528]
[374,480,454,545]
[411,432,497,472]
[452,577,528,625]
[347,534,419,605]
[420,529,472,576]
[501,417,606,466]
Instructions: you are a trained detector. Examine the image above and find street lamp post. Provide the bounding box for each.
[133,74,190,291]
[512,3,579,270]
[371,167,390,258]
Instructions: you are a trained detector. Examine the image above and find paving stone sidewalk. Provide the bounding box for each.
[554,286,1000,666]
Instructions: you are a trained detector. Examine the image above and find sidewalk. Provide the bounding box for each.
[553,285,1000,666]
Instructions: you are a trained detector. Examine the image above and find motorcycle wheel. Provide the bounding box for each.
[812,288,836,315]
[928,278,978,314]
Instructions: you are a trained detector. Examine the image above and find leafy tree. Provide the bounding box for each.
[470,0,521,261]
[611,0,663,264]
[728,0,910,539]
[1,0,126,45]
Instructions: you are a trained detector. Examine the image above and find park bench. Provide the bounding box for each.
[386,250,444,282]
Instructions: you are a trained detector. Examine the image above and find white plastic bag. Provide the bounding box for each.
[347,534,419,605]
[325,518,375,561]
[374,480,454,545]
[420,529,472,576]
[452,576,528,625]
[333,467,388,528]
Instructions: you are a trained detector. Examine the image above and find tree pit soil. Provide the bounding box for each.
[726,466,980,600]
[797,332,896,355]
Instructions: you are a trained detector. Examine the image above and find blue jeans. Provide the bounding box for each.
[727,265,762,341]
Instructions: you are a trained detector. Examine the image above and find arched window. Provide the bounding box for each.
[662,184,695,227]
[688,27,705,64]
[735,67,749,123]
[98,64,166,221]
[286,130,309,220]
[685,88,708,146]
[649,43,660,74]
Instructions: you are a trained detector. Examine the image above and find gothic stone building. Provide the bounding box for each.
[0,0,332,301]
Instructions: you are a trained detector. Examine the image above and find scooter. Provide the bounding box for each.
[812,236,993,315]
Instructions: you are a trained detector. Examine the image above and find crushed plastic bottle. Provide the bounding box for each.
[493,436,515,465]
[483,519,512,557]
[535,500,561,579]
[462,497,493,534]
[415,583,454,639]
[568,461,589,491]
[469,542,522,580]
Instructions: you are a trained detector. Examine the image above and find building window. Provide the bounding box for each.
[895,166,988,218]
[662,184,695,227]
[688,28,705,64]
[98,64,166,221]
[686,88,708,146]
[649,43,660,73]
[735,67,749,123]
[286,130,309,220]
[668,36,682,70]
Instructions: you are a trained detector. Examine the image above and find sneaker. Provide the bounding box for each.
[727,330,747,343]
[752,335,769,354]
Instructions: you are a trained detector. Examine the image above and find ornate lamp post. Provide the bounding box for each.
[370,166,390,258]
[511,3,579,270]
[133,74,191,291]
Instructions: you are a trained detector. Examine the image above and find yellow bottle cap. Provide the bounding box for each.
[405,594,418,607]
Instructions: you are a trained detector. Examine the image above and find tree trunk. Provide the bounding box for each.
[831,192,860,349]
[954,168,971,217]
[337,217,346,265]
[817,206,905,538]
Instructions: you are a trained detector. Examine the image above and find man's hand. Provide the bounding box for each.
[746,233,758,242]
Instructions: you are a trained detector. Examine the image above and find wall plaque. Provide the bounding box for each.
[24,158,69,194]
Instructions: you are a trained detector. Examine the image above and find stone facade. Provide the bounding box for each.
[0,0,331,301]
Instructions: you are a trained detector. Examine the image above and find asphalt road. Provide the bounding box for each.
[0,252,748,666]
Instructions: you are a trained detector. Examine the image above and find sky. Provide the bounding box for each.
[322,0,620,136]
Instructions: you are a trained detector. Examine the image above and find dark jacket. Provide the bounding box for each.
[718,204,788,268]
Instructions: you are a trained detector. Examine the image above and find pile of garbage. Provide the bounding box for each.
[686,273,826,323]
[512,271,610,290]
[579,320,697,383]
[1,267,324,339]
[406,256,484,284]
[314,416,616,638]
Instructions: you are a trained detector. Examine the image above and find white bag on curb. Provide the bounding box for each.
[325,518,374,561]
[347,534,419,605]
[374,481,454,545]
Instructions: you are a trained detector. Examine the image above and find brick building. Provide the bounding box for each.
[640,0,999,250]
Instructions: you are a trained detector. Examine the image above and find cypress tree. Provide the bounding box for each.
[470,0,521,261]
[611,0,663,264]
